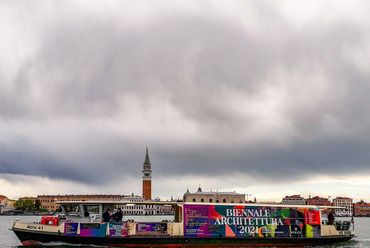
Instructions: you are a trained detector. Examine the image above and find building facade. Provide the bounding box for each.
[183,187,245,203]
[281,195,306,205]
[354,200,370,216]
[119,196,162,215]
[0,195,16,208]
[0,195,16,213]
[37,194,127,212]
[332,197,353,216]
[142,147,152,200]
[306,196,331,206]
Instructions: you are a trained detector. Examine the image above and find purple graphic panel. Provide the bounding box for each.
[64,223,78,236]
[80,223,107,237]
[136,223,167,233]
[183,205,212,237]
[109,223,128,237]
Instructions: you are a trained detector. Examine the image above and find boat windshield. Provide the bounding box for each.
[82,205,100,218]
[61,204,101,219]
[63,204,82,218]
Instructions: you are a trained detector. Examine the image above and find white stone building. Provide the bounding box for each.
[281,195,306,205]
[333,197,353,216]
[183,187,246,203]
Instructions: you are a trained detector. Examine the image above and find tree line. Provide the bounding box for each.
[14,199,48,211]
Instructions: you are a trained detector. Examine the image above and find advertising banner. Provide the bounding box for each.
[64,223,78,236]
[109,223,128,237]
[137,223,167,234]
[183,204,321,238]
[80,223,107,237]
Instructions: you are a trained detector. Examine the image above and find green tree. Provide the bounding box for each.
[14,199,35,211]
[34,199,42,210]
[14,199,25,210]
[23,199,35,211]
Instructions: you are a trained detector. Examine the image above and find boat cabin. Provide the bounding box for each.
[58,201,178,223]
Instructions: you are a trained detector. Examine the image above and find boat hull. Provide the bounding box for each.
[13,228,354,247]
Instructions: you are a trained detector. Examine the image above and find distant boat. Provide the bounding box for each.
[12,201,355,247]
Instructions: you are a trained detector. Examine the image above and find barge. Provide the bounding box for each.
[12,201,355,247]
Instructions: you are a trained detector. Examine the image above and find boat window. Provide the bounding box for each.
[201,198,204,202]
[61,204,100,219]
[223,199,226,203]
[192,198,196,202]
[62,204,82,218]
[82,205,100,218]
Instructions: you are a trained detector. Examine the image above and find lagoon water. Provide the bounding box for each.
[1,216,370,247]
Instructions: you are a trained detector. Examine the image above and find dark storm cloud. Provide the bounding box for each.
[0,132,143,183]
[154,136,370,179]
[0,1,369,187]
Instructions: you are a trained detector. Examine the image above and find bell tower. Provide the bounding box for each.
[142,147,152,200]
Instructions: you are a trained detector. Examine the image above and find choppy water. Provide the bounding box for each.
[1,216,369,247]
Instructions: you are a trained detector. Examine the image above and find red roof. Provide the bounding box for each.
[284,195,304,199]
[20,197,37,200]
[334,197,352,200]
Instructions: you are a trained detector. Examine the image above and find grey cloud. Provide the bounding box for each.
[10,15,278,118]
[0,134,146,184]
[155,136,370,182]
[0,1,369,188]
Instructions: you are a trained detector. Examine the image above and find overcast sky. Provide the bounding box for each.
[1,0,369,202]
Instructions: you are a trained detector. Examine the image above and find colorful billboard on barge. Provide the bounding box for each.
[184,204,321,238]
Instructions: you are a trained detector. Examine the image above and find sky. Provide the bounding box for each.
[0,0,369,202]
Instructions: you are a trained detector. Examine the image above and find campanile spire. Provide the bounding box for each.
[142,147,152,200]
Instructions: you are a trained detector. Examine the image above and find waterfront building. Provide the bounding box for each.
[258,201,279,204]
[0,195,16,208]
[37,194,128,212]
[0,195,16,213]
[306,196,331,206]
[332,197,353,216]
[142,147,152,200]
[7,199,16,208]
[354,200,370,216]
[118,196,163,215]
[281,195,306,205]
[183,186,245,203]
